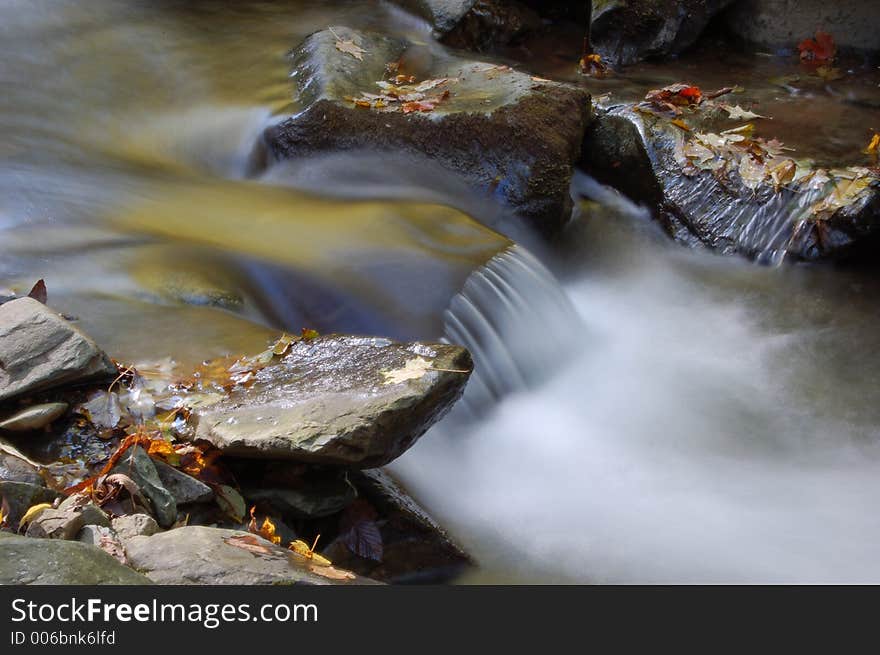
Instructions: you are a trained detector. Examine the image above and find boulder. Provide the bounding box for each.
[125,526,376,585]
[724,0,880,55]
[0,480,60,526]
[580,105,880,262]
[0,298,117,403]
[263,27,591,235]
[109,446,177,528]
[0,532,150,584]
[189,335,472,468]
[591,0,735,66]
[153,459,213,505]
[394,0,477,34]
[440,1,542,52]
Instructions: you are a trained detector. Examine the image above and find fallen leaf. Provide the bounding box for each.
[19,503,53,529]
[80,391,123,431]
[334,38,365,61]
[720,104,769,121]
[864,133,880,160]
[290,536,332,567]
[381,356,433,384]
[224,534,274,556]
[670,118,691,132]
[339,500,383,562]
[815,66,843,81]
[799,31,836,62]
[27,279,47,304]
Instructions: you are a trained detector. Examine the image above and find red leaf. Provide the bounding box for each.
[27,279,47,304]
[799,31,836,62]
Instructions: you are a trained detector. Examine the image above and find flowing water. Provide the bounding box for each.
[3,1,880,582]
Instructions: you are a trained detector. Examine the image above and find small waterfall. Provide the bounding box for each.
[442,245,584,415]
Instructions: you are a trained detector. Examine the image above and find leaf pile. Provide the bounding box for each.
[346,76,455,114]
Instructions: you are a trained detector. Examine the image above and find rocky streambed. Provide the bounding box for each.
[0,294,472,584]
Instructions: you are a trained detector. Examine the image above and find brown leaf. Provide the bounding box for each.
[27,279,47,304]
[224,534,274,556]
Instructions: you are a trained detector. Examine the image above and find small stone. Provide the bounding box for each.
[153,459,213,505]
[109,447,177,528]
[0,402,69,432]
[26,508,87,540]
[112,513,160,542]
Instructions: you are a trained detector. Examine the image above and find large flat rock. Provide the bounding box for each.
[0,532,151,584]
[264,27,591,235]
[125,526,376,585]
[189,335,471,467]
[0,297,117,403]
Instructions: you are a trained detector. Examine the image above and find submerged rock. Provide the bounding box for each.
[109,446,177,528]
[0,532,151,584]
[0,298,117,403]
[724,0,880,55]
[0,402,69,432]
[125,526,376,585]
[591,0,735,66]
[581,106,880,262]
[189,335,472,468]
[264,27,591,234]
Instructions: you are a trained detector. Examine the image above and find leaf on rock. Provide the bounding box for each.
[27,279,47,304]
[799,31,836,62]
[381,356,432,384]
[224,534,274,556]
[334,38,366,61]
[290,536,332,567]
[80,391,123,431]
[864,133,880,161]
[19,502,53,529]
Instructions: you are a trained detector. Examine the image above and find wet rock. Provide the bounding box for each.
[0,297,117,403]
[0,452,43,485]
[153,459,213,505]
[264,27,591,234]
[25,501,109,540]
[591,0,735,66]
[327,469,472,583]
[394,0,477,34]
[189,335,471,468]
[112,513,161,541]
[580,106,880,261]
[0,480,60,525]
[0,532,151,584]
[0,402,68,432]
[125,526,377,585]
[441,1,542,52]
[724,0,880,55]
[109,446,177,528]
[244,471,358,519]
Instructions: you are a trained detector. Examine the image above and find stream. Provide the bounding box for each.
[3,1,880,583]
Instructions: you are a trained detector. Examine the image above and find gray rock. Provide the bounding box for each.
[57,496,111,527]
[394,0,477,34]
[580,106,880,262]
[438,0,542,51]
[264,27,592,235]
[0,532,150,584]
[724,0,880,55]
[0,402,69,432]
[189,335,472,468]
[112,513,160,541]
[591,0,735,66]
[0,298,117,403]
[153,459,213,505]
[0,452,43,485]
[244,474,357,519]
[77,524,115,547]
[0,480,60,525]
[125,526,377,585]
[25,502,109,540]
[109,447,177,528]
